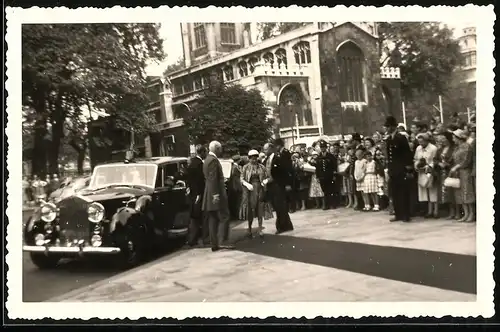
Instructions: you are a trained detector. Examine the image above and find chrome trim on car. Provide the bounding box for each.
[23,245,121,254]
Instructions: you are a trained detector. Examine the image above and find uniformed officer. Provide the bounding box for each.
[385,116,414,222]
[315,140,337,210]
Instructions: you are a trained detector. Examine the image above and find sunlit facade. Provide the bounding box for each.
[147,22,402,153]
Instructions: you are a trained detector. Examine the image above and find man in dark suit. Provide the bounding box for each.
[202,141,233,251]
[186,144,208,247]
[316,140,337,210]
[385,116,414,222]
[263,139,294,234]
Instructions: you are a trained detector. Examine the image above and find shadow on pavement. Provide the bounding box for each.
[234,234,476,295]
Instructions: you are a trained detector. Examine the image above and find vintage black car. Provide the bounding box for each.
[23,156,190,269]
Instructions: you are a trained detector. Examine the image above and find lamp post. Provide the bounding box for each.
[287,100,296,146]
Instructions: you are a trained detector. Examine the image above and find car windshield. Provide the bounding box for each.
[89,164,157,189]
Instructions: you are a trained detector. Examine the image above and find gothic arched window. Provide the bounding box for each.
[238,61,248,77]
[223,65,234,81]
[248,57,258,73]
[275,48,287,68]
[193,76,203,90]
[337,41,365,103]
[292,41,311,65]
[263,52,275,68]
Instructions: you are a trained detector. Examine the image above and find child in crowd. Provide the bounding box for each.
[342,147,356,208]
[362,151,380,211]
[374,149,387,209]
[353,149,366,210]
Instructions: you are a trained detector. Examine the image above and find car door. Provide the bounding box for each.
[154,162,189,231]
[170,161,190,229]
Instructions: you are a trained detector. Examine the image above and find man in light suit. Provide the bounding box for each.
[202,141,234,252]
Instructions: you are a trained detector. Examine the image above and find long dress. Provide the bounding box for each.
[434,145,455,204]
[452,142,475,204]
[240,163,273,222]
[308,158,324,198]
[414,143,438,203]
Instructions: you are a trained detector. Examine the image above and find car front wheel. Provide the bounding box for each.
[30,253,60,269]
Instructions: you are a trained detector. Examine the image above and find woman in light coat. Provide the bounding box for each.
[414,133,439,218]
[450,129,475,222]
[240,149,272,238]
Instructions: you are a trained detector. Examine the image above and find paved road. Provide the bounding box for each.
[53,209,476,303]
[22,209,185,302]
[22,209,243,302]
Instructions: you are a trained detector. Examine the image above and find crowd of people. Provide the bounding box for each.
[22,174,61,205]
[22,113,476,252]
[184,112,477,251]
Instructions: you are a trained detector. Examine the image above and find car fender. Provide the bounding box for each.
[109,207,139,233]
[134,195,152,212]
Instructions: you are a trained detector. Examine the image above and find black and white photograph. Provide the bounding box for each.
[5,5,495,319]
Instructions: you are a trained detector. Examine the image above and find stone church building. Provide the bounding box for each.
[146,22,402,156]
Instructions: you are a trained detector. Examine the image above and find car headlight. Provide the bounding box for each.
[91,234,102,247]
[40,203,57,223]
[87,202,105,223]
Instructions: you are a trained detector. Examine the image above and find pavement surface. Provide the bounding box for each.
[22,208,244,302]
[48,208,476,303]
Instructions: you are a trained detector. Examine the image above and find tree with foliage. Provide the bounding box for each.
[22,23,165,175]
[378,22,463,101]
[257,22,311,41]
[378,23,469,123]
[183,78,273,156]
[163,57,186,77]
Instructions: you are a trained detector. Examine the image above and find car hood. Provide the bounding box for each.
[56,187,151,220]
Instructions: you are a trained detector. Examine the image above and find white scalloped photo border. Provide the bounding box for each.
[5,5,495,320]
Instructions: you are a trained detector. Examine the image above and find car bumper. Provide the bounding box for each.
[23,245,121,255]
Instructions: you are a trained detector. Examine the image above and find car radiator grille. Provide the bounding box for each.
[58,197,90,243]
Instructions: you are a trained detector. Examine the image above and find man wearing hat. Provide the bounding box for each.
[351,133,364,151]
[316,139,337,210]
[385,116,414,222]
[263,139,294,234]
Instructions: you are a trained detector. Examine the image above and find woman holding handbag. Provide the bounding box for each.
[434,131,458,219]
[449,129,475,222]
[414,133,439,218]
[240,150,272,238]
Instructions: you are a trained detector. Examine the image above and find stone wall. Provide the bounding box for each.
[318,23,387,135]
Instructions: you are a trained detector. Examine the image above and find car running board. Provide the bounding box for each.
[167,228,188,238]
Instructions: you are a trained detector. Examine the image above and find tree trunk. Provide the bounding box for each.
[32,118,47,177]
[32,92,48,177]
[48,94,65,175]
[77,149,85,175]
[69,139,87,176]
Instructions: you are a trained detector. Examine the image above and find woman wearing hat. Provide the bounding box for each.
[449,129,475,222]
[414,132,439,218]
[240,149,272,237]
